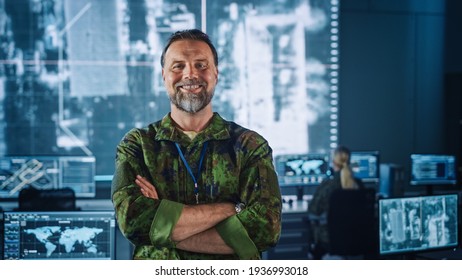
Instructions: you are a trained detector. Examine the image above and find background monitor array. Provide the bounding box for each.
[0,156,96,198]
[275,152,459,188]
[379,194,459,255]
[410,154,457,186]
[275,153,330,187]
[3,211,115,260]
[275,151,381,187]
[350,151,380,183]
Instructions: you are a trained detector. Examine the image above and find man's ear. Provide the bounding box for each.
[161,68,165,81]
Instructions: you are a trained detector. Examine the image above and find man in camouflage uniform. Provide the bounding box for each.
[111,29,282,259]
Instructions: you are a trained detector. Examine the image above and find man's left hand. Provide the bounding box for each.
[135,175,159,199]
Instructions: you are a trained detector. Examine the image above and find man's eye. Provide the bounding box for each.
[196,63,207,69]
[172,64,184,69]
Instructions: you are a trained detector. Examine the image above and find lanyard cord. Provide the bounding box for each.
[174,142,208,203]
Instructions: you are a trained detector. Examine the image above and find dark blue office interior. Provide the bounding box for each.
[0,0,461,260]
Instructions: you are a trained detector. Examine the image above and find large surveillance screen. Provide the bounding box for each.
[0,0,340,175]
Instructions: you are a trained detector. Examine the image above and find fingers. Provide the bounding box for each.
[139,182,158,199]
[136,175,154,187]
[135,175,159,199]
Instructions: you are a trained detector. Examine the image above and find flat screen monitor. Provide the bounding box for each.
[275,153,330,186]
[3,211,116,260]
[351,151,380,183]
[410,154,457,186]
[379,194,458,255]
[0,156,96,198]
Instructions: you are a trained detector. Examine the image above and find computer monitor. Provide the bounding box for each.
[410,154,457,186]
[379,194,458,255]
[0,156,96,198]
[351,151,380,183]
[275,153,330,186]
[3,211,116,260]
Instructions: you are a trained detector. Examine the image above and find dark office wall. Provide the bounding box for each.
[445,0,462,73]
[444,0,462,182]
[338,0,447,179]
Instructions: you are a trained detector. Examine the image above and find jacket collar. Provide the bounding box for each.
[154,112,231,144]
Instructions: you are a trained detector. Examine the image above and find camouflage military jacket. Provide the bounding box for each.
[111,113,282,259]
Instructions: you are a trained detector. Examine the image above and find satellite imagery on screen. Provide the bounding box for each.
[0,0,339,175]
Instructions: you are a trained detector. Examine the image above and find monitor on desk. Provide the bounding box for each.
[3,211,115,260]
[275,153,330,187]
[379,194,458,255]
[0,156,96,198]
[410,154,457,186]
[351,151,380,183]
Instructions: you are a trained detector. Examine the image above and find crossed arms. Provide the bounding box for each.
[136,175,235,254]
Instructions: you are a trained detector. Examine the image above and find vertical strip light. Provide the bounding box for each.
[329,0,340,149]
[201,0,207,32]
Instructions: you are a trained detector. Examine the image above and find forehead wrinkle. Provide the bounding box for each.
[166,52,209,64]
[165,40,214,64]
[170,58,209,64]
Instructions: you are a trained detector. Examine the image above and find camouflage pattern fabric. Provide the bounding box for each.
[111,113,282,259]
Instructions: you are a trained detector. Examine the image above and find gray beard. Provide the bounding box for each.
[169,88,214,113]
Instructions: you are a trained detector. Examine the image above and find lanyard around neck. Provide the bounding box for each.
[174,141,208,204]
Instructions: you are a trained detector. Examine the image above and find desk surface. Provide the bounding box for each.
[2,197,311,213]
[0,199,114,212]
[415,248,462,260]
[282,195,310,214]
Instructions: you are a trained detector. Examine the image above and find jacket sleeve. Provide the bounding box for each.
[111,129,183,248]
[308,181,325,216]
[216,132,282,259]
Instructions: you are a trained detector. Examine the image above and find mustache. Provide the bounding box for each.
[175,79,207,87]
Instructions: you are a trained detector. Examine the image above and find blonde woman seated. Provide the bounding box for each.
[308,145,364,259]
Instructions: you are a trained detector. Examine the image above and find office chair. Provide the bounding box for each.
[327,188,377,258]
[18,186,78,211]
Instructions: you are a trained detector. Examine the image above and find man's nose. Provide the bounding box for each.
[183,64,198,79]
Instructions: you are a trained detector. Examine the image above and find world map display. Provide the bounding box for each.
[23,226,107,258]
[3,211,115,260]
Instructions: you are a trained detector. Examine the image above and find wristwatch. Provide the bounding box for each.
[235,202,245,214]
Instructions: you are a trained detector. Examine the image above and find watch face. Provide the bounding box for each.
[235,203,245,213]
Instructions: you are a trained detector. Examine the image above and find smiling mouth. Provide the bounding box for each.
[180,84,202,90]
[177,82,206,93]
